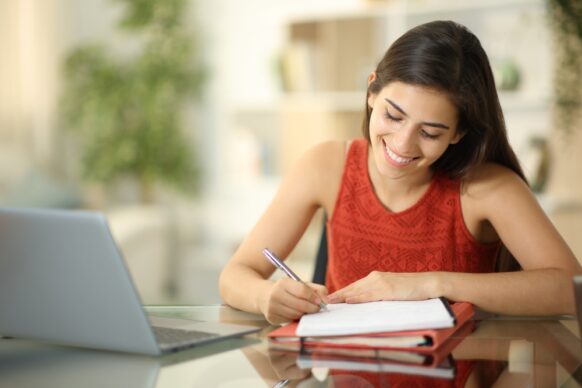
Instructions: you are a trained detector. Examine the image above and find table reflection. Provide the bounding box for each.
[0,306,580,388]
[0,340,160,388]
[243,318,582,387]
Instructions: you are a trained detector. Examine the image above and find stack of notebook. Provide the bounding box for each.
[268,298,474,379]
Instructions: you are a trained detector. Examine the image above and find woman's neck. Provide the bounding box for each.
[367,150,435,212]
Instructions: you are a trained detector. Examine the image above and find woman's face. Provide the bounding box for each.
[367,81,462,181]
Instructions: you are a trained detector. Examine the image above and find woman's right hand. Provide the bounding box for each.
[259,278,328,325]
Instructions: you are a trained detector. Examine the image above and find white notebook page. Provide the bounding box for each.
[296,298,454,337]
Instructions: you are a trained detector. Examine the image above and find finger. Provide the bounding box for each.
[272,279,320,311]
[330,275,376,301]
[326,291,343,303]
[329,290,358,303]
[268,297,307,322]
[307,282,328,295]
[285,281,324,307]
[345,291,377,304]
[307,283,329,303]
[327,285,356,303]
[267,304,303,324]
[282,289,321,314]
[271,285,320,317]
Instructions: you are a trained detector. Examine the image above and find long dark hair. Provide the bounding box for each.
[363,21,524,272]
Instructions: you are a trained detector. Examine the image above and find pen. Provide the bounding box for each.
[272,379,289,388]
[262,248,327,311]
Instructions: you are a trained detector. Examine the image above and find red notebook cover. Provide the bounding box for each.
[269,320,475,376]
[268,302,474,354]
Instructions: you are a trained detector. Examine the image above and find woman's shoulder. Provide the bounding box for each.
[307,139,348,155]
[300,140,351,171]
[461,162,529,202]
[296,140,355,212]
[459,163,532,237]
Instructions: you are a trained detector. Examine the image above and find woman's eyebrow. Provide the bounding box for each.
[384,98,450,130]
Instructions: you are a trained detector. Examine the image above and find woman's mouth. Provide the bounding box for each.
[383,140,417,167]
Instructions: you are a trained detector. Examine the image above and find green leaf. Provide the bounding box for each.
[59,0,205,198]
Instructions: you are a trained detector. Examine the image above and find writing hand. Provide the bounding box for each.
[260,278,328,324]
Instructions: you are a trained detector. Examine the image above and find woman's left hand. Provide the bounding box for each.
[326,271,442,304]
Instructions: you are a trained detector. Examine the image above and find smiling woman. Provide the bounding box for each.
[218,21,581,328]
[366,82,463,186]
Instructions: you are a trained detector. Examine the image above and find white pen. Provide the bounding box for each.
[262,248,327,311]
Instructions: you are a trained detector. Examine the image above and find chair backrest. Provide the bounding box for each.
[312,218,328,285]
[574,276,582,326]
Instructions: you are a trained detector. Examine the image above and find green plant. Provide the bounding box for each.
[547,0,582,137]
[60,0,205,202]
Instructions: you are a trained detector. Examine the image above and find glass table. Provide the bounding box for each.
[0,305,580,387]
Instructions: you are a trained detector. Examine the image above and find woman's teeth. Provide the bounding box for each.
[386,146,414,164]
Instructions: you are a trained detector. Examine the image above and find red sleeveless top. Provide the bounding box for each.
[326,138,499,293]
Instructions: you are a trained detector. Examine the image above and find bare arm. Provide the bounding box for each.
[439,269,576,315]
[219,141,344,323]
[442,165,581,314]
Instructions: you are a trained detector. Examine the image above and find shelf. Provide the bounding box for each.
[281,0,547,96]
[389,0,543,17]
[234,0,551,178]
[284,0,543,24]
[283,91,365,112]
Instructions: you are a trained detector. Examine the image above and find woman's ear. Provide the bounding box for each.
[367,72,377,109]
[450,130,466,145]
[367,71,377,86]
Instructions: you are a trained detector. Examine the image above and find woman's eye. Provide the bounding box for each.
[420,129,439,140]
[384,110,401,122]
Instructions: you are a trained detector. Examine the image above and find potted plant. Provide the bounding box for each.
[544,0,582,198]
[60,0,205,203]
[547,0,582,137]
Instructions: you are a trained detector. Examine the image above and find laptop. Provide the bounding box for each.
[0,207,261,355]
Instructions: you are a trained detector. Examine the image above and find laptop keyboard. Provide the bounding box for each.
[152,325,218,348]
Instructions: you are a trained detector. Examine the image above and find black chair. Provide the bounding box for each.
[312,218,328,285]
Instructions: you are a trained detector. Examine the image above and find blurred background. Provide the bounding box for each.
[1,0,581,305]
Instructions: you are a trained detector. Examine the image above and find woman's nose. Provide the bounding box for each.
[392,125,417,153]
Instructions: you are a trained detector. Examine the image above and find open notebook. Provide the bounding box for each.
[297,298,456,337]
[268,302,473,353]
